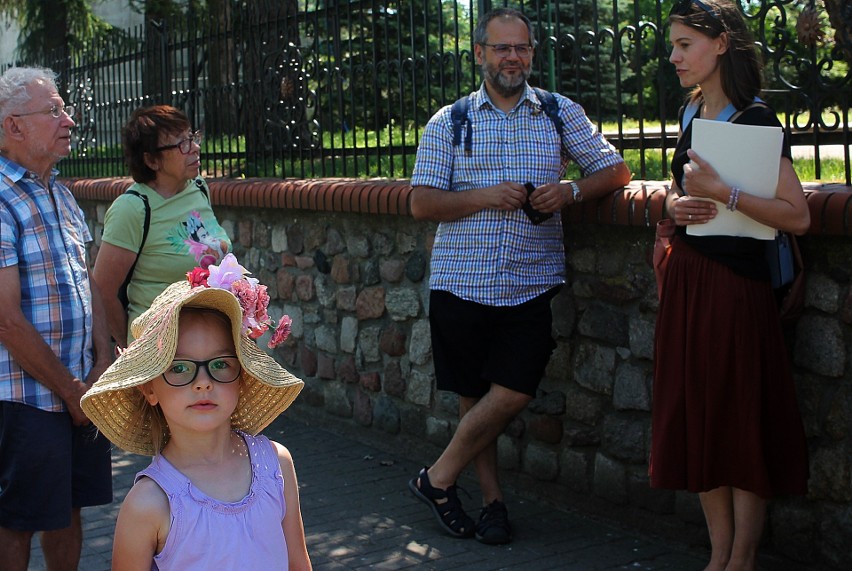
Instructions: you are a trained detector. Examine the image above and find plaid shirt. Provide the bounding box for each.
[0,156,93,411]
[411,83,624,306]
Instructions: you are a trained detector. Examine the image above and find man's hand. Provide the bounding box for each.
[527,182,570,213]
[84,362,109,388]
[480,182,527,211]
[411,182,527,222]
[62,377,91,426]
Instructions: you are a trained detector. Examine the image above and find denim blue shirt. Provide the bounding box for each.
[0,156,93,411]
[411,83,624,305]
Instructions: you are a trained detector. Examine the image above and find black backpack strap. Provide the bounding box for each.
[451,89,562,156]
[118,189,151,309]
[451,96,473,156]
[532,87,564,143]
[194,177,210,202]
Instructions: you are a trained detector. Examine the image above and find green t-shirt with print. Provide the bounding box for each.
[101,178,231,338]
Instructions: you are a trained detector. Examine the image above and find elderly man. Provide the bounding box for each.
[408,8,630,545]
[0,67,112,571]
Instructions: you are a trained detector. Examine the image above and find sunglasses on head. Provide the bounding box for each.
[671,0,720,20]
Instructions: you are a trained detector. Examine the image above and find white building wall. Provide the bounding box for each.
[1,2,144,64]
[1,14,21,63]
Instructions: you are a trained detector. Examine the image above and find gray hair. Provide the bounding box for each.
[473,8,536,48]
[0,67,58,147]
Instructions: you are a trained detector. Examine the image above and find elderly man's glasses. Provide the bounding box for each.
[12,104,75,119]
[481,43,532,58]
[155,131,203,154]
[672,0,720,19]
[162,355,241,387]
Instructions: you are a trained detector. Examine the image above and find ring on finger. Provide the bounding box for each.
[688,214,693,220]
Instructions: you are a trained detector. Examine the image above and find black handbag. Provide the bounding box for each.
[766,232,805,324]
[766,232,795,288]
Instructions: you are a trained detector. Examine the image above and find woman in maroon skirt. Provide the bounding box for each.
[651,1,809,569]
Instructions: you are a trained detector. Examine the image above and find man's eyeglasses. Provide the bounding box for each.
[155,131,203,154]
[162,355,241,387]
[12,104,75,119]
[672,0,720,20]
[480,43,532,58]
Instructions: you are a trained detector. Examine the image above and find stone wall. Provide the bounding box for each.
[73,178,852,570]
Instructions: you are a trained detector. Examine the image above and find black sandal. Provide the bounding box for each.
[408,467,475,538]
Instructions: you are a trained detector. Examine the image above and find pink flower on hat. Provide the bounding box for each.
[268,315,292,349]
[206,253,250,291]
[187,254,291,348]
[186,267,210,287]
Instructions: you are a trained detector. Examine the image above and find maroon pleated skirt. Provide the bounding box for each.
[650,237,809,498]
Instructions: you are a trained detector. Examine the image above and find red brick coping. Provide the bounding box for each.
[63,177,852,236]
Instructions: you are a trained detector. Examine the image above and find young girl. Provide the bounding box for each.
[81,255,310,570]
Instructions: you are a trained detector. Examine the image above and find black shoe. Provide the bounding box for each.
[408,467,475,538]
[475,499,512,545]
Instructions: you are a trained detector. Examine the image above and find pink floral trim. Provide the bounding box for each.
[186,253,291,348]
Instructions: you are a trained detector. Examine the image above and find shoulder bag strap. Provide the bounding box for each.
[118,189,151,308]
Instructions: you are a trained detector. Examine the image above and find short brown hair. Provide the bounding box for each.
[669,0,762,110]
[122,105,191,183]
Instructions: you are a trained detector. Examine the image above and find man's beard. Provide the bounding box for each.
[481,61,530,98]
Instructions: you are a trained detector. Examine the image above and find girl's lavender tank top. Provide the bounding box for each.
[136,431,288,570]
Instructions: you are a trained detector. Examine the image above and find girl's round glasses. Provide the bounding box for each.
[162,355,241,386]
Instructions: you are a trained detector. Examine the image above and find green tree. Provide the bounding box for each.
[306,1,473,137]
[0,0,113,69]
[529,0,632,122]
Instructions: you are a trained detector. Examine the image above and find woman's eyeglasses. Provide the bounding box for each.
[12,104,75,119]
[155,130,203,154]
[162,356,241,387]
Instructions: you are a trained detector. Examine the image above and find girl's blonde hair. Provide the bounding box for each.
[127,389,170,454]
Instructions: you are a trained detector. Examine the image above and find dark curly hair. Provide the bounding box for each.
[669,0,762,110]
[121,105,191,183]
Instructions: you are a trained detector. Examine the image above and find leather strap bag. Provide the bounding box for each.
[653,218,676,300]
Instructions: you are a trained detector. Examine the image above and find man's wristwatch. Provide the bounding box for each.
[569,181,582,203]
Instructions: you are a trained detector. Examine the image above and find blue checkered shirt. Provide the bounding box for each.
[0,156,94,411]
[411,83,624,305]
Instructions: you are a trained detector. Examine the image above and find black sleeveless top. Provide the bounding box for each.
[672,103,792,281]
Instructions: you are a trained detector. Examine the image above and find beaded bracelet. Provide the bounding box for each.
[726,186,741,211]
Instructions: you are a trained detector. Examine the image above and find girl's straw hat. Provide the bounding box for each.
[81,280,303,455]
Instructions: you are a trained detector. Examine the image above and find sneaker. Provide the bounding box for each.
[475,499,512,545]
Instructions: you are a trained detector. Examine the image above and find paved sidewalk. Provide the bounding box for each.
[30,415,713,570]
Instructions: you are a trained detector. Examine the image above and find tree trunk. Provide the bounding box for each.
[143,0,174,103]
[238,0,303,165]
[205,0,238,135]
[824,0,852,63]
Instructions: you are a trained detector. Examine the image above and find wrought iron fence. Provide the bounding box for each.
[5,0,849,183]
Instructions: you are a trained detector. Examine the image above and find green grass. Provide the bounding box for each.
[793,158,848,183]
[66,120,848,183]
[321,121,419,149]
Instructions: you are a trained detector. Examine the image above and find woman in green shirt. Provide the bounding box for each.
[93,106,231,347]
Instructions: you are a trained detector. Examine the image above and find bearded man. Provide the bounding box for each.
[407,8,630,545]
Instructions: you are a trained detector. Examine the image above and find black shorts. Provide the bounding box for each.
[429,288,559,398]
[0,401,113,531]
